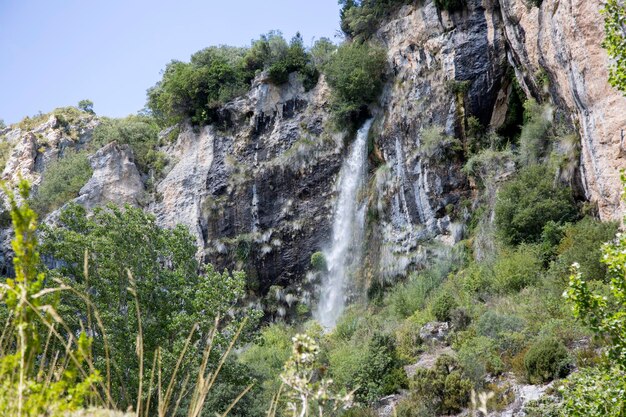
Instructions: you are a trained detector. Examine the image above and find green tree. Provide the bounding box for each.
[495,165,578,245]
[39,203,257,412]
[31,150,93,216]
[147,46,250,125]
[91,115,165,174]
[602,0,626,94]
[77,99,95,114]
[323,42,386,128]
[562,176,626,415]
[310,37,337,69]
[338,0,415,41]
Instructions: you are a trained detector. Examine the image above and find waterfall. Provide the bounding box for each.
[315,119,373,328]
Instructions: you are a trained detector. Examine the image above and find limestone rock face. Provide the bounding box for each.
[1,113,98,187]
[500,0,626,221]
[150,73,340,295]
[74,142,144,209]
[0,0,623,304]
[150,124,215,252]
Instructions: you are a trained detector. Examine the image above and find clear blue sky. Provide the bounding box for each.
[0,0,341,125]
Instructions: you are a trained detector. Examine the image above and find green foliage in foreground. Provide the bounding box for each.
[39,203,257,412]
[31,150,93,216]
[0,181,99,416]
[323,42,386,129]
[557,366,626,417]
[602,0,626,94]
[565,179,626,371]
[495,165,578,245]
[531,177,626,415]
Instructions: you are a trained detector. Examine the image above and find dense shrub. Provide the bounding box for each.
[251,32,319,88]
[555,217,618,282]
[310,251,328,271]
[330,333,407,404]
[388,270,444,318]
[31,150,92,215]
[476,311,524,340]
[492,244,543,293]
[495,165,578,245]
[239,324,295,415]
[91,115,165,174]
[147,45,250,125]
[148,33,320,126]
[431,292,457,322]
[419,126,463,160]
[457,336,504,388]
[411,355,472,415]
[395,396,434,417]
[323,42,386,129]
[339,0,414,41]
[523,337,571,384]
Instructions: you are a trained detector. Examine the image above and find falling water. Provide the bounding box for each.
[315,119,373,328]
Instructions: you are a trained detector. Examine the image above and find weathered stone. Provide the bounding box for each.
[419,321,450,344]
[499,0,626,221]
[74,142,144,209]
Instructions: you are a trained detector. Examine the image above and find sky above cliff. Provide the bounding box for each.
[0,0,341,125]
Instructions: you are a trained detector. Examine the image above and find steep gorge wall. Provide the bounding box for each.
[498,0,626,220]
[0,0,623,303]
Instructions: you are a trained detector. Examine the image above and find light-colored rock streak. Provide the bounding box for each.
[152,125,214,251]
[75,142,143,209]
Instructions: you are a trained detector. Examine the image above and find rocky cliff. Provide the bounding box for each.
[0,0,624,308]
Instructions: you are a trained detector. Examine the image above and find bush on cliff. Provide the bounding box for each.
[31,150,92,215]
[495,165,578,246]
[91,115,165,175]
[147,32,319,126]
[339,0,415,41]
[324,42,386,129]
[147,45,250,125]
